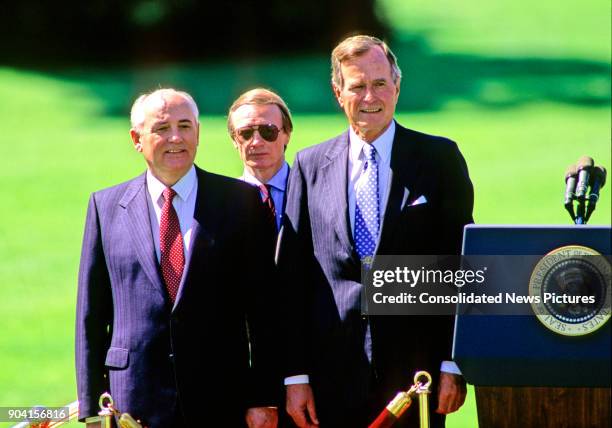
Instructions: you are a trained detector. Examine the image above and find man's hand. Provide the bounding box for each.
[246,407,278,428]
[286,384,319,427]
[435,372,467,414]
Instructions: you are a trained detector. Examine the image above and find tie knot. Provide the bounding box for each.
[163,187,177,203]
[259,184,273,199]
[363,144,376,161]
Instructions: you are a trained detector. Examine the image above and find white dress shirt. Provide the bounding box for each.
[146,166,198,274]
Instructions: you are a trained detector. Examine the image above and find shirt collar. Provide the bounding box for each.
[146,165,197,203]
[242,161,289,191]
[349,120,395,164]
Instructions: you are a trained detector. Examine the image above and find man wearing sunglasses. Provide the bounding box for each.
[228,88,293,232]
[277,36,474,427]
[76,88,280,428]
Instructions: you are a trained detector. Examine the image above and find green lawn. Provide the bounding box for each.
[379,0,611,61]
[1,0,610,427]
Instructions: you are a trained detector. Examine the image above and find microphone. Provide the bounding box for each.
[575,156,594,199]
[585,166,607,222]
[575,156,594,224]
[564,165,577,221]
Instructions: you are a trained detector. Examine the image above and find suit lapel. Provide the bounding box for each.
[321,132,353,254]
[173,167,217,311]
[378,123,423,251]
[120,174,166,298]
[281,165,290,216]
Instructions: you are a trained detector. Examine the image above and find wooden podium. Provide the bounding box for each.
[454,225,611,428]
[475,386,610,428]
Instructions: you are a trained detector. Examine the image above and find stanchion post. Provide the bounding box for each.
[414,371,432,428]
[84,393,115,428]
[368,370,432,428]
[84,393,143,428]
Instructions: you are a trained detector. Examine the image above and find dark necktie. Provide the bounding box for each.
[160,187,184,303]
[259,184,277,231]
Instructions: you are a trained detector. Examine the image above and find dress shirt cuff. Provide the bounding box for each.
[440,361,462,375]
[284,375,310,385]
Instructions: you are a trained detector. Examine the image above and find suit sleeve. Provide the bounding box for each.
[435,141,474,362]
[75,194,113,421]
[439,140,474,255]
[276,153,316,377]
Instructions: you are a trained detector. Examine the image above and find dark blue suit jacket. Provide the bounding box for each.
[76,166,279,427]
[277,123,474,427]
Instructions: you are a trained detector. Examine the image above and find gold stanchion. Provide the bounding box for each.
[84,393,114,428]
[414,371,432,428]
[85,393,143,428]
[368,370,432,428]
[118,413,143,428]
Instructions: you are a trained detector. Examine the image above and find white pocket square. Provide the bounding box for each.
[410,195,428,206]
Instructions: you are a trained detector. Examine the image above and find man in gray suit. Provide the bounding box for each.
[76,88,279,428]
[277,35,473,427]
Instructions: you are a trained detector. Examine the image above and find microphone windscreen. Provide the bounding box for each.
[577,156,594,171]
[565,164,577,181]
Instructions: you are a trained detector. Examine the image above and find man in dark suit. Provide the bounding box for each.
[76,89,279,428]
[228,88,293,232]
[229,89,296,427]
[277,35,474,427]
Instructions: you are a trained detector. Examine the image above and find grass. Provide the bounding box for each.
[1,0,610,427]
[397,104,611,224]
[378,0,611,61]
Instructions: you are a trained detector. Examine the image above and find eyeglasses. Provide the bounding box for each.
[233,124,281,144]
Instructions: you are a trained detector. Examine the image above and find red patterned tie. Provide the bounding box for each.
[160,187,184,303]
[259,184,277,231]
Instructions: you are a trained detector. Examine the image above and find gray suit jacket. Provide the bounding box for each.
[277,122,474,426]
[76,166,279,427]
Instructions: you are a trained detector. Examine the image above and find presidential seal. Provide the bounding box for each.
[529,245,611,336]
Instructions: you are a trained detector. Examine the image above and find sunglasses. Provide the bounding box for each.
[234,124,281,144]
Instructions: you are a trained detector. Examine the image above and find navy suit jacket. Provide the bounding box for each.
[277,122,474,426]
[76,166,279,427]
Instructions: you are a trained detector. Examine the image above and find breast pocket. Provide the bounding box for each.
[395,202,433,240]
[401,201,430,222]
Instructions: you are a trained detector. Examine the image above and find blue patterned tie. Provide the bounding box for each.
[355,144,378,363]
[355,143,380,267]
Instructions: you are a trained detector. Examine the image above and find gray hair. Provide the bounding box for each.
[130,88,199,131]
[331,35,402,89]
